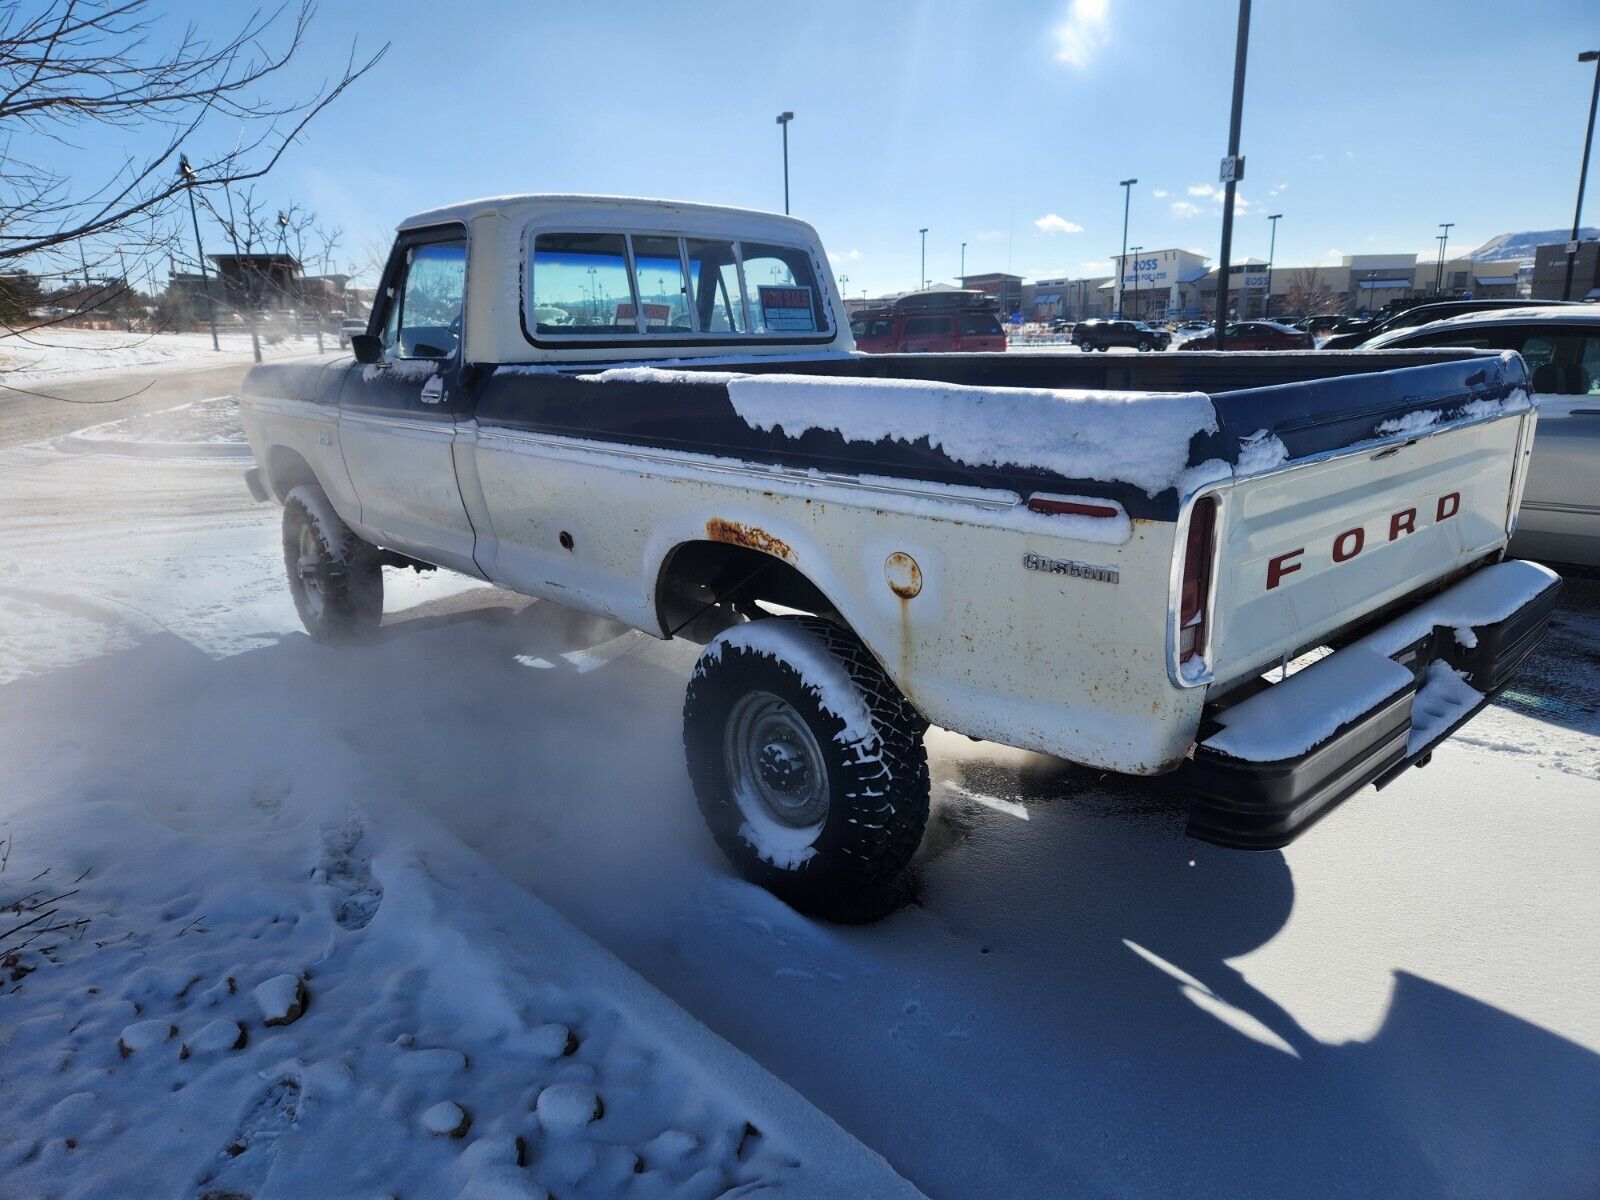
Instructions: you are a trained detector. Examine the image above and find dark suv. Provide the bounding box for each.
[1073,319,1169,352]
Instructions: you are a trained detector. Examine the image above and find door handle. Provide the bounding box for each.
[420,375,445,404]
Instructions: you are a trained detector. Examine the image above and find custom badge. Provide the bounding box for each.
[1023,551,1119,584]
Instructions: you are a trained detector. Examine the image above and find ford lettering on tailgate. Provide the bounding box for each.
[1266,491,1461,590]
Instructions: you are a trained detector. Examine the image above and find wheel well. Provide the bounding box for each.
[265,445,320,501]
[656,541,842,640]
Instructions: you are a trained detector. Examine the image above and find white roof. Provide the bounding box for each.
[398,193,817,239]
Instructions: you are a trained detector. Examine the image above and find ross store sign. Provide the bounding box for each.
[1120,248,1180,290]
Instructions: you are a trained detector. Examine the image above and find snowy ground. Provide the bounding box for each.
[0,327,316,387]
[1,396,1597,1198]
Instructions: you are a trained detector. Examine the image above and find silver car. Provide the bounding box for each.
[1367,305,1600,566]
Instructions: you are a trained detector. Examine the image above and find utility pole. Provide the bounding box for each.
[1214,0,1251,348]
[177,154,220,351]
[960,241,967,284]
[919,227,928,289]
[1265,213,1281,319]
[1563,51,1600,300]
[1117,177,1137,319]
[1435,221,1454,294]
[776,112,794,215]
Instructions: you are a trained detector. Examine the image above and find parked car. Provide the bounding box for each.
[1364,304,1600,566]
[239,193,1556,914]
[1073,319,1170,351]
[1176,321,1313,350]
[849,292,1007,354]
[338,317,367,349]
[1321,299,1581,349]
[1295,314,1344,337]
[1048,317,1074,334]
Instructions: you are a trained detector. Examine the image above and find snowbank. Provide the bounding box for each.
[0,328,324,384]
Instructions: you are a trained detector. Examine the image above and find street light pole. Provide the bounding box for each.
[177,154,220,351]
[776,112,794,215]
[1435,221,1454,294]
[960,241,966,284]
[1563,52,1600,300]
[919,227,928,289]
[1214,0,1252,349]
[1129,246,1143,319]
[1265,212,1281,319]
[1117,177,1137,319]
[116,245,134,332]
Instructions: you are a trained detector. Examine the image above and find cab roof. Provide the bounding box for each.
[397,193,818,238]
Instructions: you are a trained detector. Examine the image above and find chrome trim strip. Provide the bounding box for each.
[339,411,457,437]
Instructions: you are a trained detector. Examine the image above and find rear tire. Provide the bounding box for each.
[683,616,930,921]
[282,485,383,643]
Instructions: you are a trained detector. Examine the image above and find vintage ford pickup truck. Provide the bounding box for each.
[240,195,1559,916]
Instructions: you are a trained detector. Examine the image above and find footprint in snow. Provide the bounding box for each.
[197,1075,300,1198]
[314,816,382,931]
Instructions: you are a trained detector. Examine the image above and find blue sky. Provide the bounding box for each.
[100,1,1600,291]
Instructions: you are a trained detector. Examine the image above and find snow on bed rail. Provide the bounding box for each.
[725,374,1217,498]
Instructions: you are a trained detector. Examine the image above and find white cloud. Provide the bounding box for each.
[1052,0,1110,69]
[1268,183,1288,197]
[1151,188,1169,199]
[1171,201,1202,218]
[1034,213,1084,235]
[827,248,863,265]
[1187,183,1218,198]
[1308,151,1327,162]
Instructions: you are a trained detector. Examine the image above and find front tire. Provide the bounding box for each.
[683,616,930,920]
[282,485,383,643]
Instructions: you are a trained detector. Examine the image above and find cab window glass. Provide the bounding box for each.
[962,313,1002,336]
[631,235,693,332]
[685,239,745,333]
[390,241,466,359]
[531,233,637,333]
[904,316,950,335]
[739,241,828,334]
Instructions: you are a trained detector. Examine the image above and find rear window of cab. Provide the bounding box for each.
[527,231,833,342]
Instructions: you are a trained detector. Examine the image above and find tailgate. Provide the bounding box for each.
[1191,352,1535,692]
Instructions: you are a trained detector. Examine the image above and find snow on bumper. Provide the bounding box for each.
[1184,559,1561,850]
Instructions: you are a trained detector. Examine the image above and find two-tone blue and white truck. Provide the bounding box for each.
[240,195,1559,916]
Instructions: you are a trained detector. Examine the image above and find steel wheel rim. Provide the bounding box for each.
[723,690,829,844]
[297,523,327,620]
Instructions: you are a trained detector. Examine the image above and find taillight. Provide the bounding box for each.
[1027,495,1122,519]
[1179,496,1218,661]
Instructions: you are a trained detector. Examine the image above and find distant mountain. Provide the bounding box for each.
[1469,228,1599,263]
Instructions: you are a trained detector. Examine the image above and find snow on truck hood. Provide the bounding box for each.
[587,367,1218,497]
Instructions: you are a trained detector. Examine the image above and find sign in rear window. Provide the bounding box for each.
[758,285,816,333]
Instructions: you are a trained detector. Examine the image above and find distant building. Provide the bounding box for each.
[1531,240,1600,301]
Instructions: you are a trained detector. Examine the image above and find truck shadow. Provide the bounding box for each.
[3,591,1595,1199]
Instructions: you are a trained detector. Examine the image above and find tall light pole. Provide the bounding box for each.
[1117,177,1137,319]
[919,227,928,289]
[116,245,134,332]
[177,154,220,351]
[1435,221,1454,294]
[1563,52,1600,300]
[960,240,967,284]
[1214,0,1252,349]
[1128,246,1143,319]
[776,111,794,215]
[1265,213,1281,318]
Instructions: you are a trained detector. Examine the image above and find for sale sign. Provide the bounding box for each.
[758,285,816,333]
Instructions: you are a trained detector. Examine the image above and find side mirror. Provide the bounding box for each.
[350,333,382,364]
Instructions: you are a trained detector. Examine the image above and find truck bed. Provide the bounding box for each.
[476,348,1528,524]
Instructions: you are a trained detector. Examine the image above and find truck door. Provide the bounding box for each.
[337,228,480,575]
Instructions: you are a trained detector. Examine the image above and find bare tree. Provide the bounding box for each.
[1284,266,1340,317]
[0,1,386,337]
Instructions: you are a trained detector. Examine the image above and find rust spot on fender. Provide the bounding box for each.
[705,518,795,562]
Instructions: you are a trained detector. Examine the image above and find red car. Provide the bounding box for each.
[850,293,1008,353]
[1178,320,1313,350]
